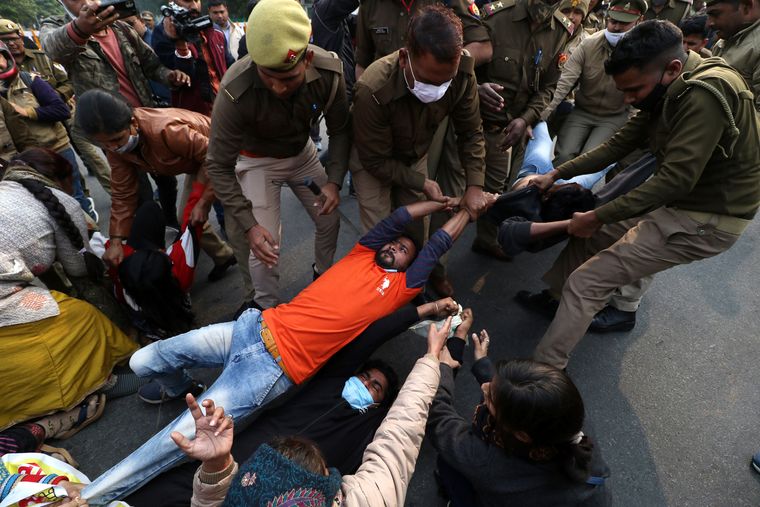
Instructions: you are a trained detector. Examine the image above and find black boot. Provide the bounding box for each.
[589,306,636,333]
[514,289,559,320]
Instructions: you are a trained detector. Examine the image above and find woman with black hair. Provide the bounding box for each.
[427,342,612,506]
[0,148,137,431]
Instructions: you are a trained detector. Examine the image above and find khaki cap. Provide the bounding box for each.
[0,19,22,36]
[608,0,648,22]
[246,0,311,71]
[557,0,591,17]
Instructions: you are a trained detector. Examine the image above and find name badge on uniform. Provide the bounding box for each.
[373,27,389,34]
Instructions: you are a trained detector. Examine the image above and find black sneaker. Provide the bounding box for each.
[515,289,559,320]
[137,379,206,405]
[751,452,760,474]
[589,306,636,333]
[208,256,237,282]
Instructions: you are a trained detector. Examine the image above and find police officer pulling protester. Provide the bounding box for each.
[451,0,577,260]
[351,5,488,297]
[707,0,760,111]
[206,0,351,310]
[518,20,760,370]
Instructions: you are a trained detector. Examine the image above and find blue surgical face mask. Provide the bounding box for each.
[341,376,375,412]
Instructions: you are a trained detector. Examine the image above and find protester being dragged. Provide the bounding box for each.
[170,314,458,506]
[0,148,137,432]
[153,0,234,115]
[75,89,237,283]
[0,40,97,221]
[40,0,191,228]
[427,332,611,506]
[125,298,466,506]
[81,196,495,504]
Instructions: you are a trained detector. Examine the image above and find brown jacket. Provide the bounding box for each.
[108,107,212,237]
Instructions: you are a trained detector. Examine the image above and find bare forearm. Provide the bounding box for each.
[529,219,569,240]
[441,209,471,242]
[405,200,449,221]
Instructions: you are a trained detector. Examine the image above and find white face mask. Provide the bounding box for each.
[114,133,140,154]
[404,55,452,104]
[603,29,627,47]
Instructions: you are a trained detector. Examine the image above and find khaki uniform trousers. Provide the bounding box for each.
[233,141,340,308]
[534,207,746,369]
[554,108,630,166]
[475,125,512,248]
[177,173,235,266]
[70,122,112,194]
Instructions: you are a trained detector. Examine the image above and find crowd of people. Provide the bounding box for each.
[0,0,758,504]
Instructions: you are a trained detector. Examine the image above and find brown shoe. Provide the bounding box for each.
[471,239,512,261]
[429,273,454,297]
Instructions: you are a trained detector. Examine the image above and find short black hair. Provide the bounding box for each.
[605,20,687,75]
[407,4,463,63]
[75,89,133,136]
[679,14,708,38]
[245,0,259,17]
[208,0,227,8]
[541,185,596,222]
[357,359,399,408]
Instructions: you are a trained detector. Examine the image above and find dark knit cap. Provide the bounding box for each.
[221,444,342,507]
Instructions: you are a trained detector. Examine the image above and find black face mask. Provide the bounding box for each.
[632,68,669,112]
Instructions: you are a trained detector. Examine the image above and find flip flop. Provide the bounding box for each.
[40,444,79,469]
[56,393,106,440]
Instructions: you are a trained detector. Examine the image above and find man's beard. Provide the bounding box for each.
[375,248,395,269]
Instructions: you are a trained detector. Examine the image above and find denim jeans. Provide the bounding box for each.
[516,122,611,190]
[81,309,294,504]
[58,147,96,220]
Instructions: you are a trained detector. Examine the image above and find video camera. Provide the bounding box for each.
[160,2,212,43]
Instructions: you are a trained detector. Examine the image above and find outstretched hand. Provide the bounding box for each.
[427,315,453,358]
[171,394,234,470]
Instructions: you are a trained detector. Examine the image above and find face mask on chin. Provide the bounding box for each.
[632,68,669,112]
[114,133,140,154]
[603,28,626,47]
[341,376,375,412]
[403,54,452,104]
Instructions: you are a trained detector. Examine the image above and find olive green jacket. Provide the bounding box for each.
[18,48,74,102]
[713,19,760,111]
[0,97,33,161]
[352,51,486,191]
[557,53,760,223]
[39,17,170,107]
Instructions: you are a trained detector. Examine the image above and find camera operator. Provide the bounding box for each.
[152,0,234,115]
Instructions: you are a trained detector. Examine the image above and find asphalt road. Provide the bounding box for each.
[59,163,760,507]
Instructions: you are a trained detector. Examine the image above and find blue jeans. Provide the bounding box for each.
[81,309,294,504]
[59,147,96,220]
[517,122,611,190]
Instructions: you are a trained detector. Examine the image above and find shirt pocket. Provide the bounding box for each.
[489,48,522,93]
[370,27,395,58]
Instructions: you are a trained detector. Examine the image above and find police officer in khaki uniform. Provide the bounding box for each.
[644,0,693,24]
[206,0,350,310]
[352,6,487,278]
[0,18,113,194]
[451,0,576,258]
[519,21,760,369]
[584,0,607,33]
[0,95,33,162]
[707,0,760,111]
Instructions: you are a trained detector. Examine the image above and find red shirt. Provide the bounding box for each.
[263,244,422,384]
[92,28,143,107]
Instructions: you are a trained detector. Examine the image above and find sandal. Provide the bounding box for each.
[56,393,106,440]
[40,444,79,468]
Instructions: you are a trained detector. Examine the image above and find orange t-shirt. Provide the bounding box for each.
[262,244,422,384]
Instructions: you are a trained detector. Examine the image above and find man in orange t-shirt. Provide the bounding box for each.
[84,196,495,504]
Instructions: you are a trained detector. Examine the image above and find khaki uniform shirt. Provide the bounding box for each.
[713,19,760,111]
[40,17,170,106]
[452,0,576,126]
[544,30,628,118]
[6,75,70,153]
[643,0,692,24]
[17,49,74,102]
[352,51,486,191]
[0,97,33,161]
[355,0,441,68]
[557,53,760,223]
[583,12,605,34]
[206,46,351,233]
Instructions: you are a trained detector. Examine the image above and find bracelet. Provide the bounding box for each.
[199,458,236,485]
[70,20,89,40]
[434,302,439,314]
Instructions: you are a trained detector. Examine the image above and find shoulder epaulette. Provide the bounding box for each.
[553,10,575,35]
[223,59,257,103]
[458,50,475,74]
[310,45,343,74]
[480,0,516,19]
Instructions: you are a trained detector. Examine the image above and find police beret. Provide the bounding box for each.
[0,19,22,36]
[557,0,591,18]
[246,0,311,71]
[608,0,648,22]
